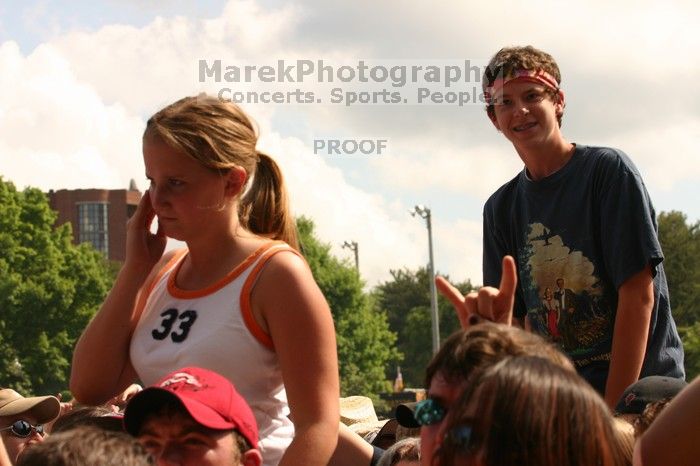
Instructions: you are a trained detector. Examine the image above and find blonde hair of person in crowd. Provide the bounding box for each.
[70,94,339,466]
[436,356,630,466]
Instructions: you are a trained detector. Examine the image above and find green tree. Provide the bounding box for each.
[373,267,474,387]
[0,178,113,394]
[658,210,700,327]
[679,322,700,380]
[658,210,700,379]
[296,217,399,398]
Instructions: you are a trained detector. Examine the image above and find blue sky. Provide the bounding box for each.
[1,0,699,286]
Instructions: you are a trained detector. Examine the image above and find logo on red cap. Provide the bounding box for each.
[160,372,204,390]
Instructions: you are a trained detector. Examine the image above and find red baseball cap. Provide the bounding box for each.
[124,367,258,449]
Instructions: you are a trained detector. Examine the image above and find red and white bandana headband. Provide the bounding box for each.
[484,69,560,104]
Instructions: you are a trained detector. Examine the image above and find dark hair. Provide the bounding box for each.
[51,406,123,433]
[482,46,564,127]
[144,95,298,250]
[377,437,420,466]
[633,397,673,438]
[16,425,152,466]
[424,322,573,389]
[436,356,628,466]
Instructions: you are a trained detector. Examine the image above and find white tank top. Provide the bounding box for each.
[130,242,297,466]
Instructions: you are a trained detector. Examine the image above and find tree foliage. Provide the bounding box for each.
[372,267,474,387]
[658,210,700,379]
[658,211,700,327]
[0,178,113,394]
[297,216,399,398]
[678,322,700,380]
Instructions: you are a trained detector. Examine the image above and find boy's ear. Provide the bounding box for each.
[241,449,263,466]
[224,166,248,197]
[554,90,566,118]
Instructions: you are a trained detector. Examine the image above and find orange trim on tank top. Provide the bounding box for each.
[240,245,303,350]
[167,242,284,299]
[132,249,188,327]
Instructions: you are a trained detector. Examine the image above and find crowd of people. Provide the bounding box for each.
[2,44,698,465]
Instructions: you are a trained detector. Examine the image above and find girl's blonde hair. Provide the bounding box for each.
[144,95,298,250]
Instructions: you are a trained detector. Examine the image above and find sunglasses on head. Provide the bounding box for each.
[413,398,447,426]
[0,420,45,438]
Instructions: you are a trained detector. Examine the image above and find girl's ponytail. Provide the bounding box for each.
[239,151,299,250]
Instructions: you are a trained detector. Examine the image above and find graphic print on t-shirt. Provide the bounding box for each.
[520,222,614,363]
[151,308,199,343]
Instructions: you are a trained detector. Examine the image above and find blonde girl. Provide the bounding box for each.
[70,95,339,466]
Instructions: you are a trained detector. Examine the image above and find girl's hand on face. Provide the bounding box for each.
[125,191,167,271]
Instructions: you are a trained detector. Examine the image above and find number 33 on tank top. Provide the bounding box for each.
[151,308,199,343]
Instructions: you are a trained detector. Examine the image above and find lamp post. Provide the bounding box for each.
[342,240,359,271]
[410,205,440,354]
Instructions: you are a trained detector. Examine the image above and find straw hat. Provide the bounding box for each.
[340,396,389,439]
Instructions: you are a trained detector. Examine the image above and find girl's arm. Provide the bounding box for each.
[70,193,169,404]
[252,251,340,466]
[0,434,11,466]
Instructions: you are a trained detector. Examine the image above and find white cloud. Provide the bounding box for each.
[0,1,472,286]
[370,139,522,199]
[0,41,143,191]
[1,0,699,287]
[605,119,700,191]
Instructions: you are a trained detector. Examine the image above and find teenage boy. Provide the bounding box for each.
[123,367,262,466]
[438,46,684,408]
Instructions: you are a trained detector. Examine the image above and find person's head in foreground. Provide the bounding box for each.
[377,437,421,466]
[0,388,60,465]
[124,367,262,466]
[50,405,125,434]
[435,356,628,466]
[15,425,151,466]
[613,376,687,426]
[393,323,574,466]
[481,46,565,150]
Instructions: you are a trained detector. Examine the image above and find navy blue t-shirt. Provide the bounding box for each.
[483,145,684,381]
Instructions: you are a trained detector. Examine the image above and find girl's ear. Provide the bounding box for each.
[224,166,248,197]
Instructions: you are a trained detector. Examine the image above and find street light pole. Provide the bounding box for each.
[410,205,440,354]
[342,240,359,271]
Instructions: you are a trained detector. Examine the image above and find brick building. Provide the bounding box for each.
[48,181,141,262]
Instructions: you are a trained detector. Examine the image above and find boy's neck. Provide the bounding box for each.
[516,136,575,181]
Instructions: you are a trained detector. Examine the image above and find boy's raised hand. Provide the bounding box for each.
[436,255,517,329]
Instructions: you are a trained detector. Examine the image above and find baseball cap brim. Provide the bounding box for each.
[614,376,688,415]
[124,388,237,436]
[0,396,60,425]
[395,402,420,428]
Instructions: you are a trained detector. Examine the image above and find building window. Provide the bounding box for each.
[77,202,109,256]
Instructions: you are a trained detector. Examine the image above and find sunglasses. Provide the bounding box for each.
[413,398,447,426]
[445,424,474,450]
[0,420,45,438]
